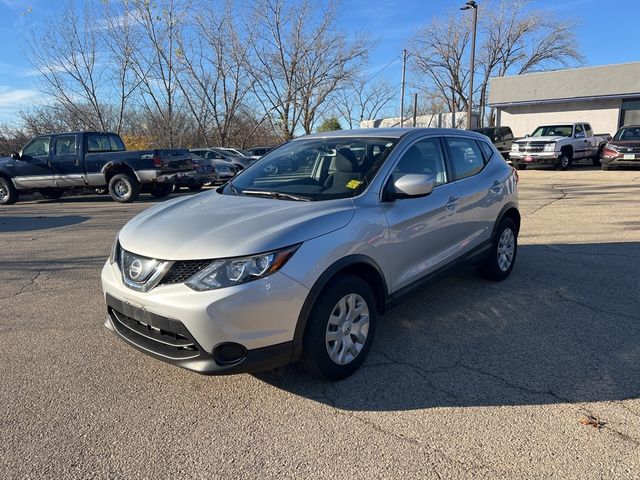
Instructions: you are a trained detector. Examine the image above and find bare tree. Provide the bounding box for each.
[410,1,583,126]
[333,78,396,128]
[250,0,369,139]
[27,0,111,131]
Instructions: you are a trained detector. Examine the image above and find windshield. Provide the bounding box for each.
[223,137,398,201]
[531,125,572,137]
[614,127,640,141]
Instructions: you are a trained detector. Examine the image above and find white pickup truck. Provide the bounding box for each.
[510,123,611,170]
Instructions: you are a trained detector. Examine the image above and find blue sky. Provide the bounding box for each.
[0,0,638,122]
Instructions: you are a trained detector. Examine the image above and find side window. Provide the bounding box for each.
[23,137,50,157]
[478,141,494,161]
[393,138,448,186]
[445,137,485,180]
[585,124,593,136]
[54,135,76,156]
[574,124,585,138]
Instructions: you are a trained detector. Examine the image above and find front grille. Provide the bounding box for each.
[518,142,547,153]
[161,260,212,284]
[107,295,202,360]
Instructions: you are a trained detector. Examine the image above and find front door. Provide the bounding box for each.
[12,136,54,189]
[51,134,84,187]
[383,136,464,292]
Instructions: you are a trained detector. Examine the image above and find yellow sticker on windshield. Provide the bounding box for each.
[346,180,362,189]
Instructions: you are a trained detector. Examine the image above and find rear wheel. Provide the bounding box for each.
[300,274,377,381]
[108,173,140,203]
[592,147,603,166]
[40,188,64,200]
[149,182,173,198]
[477,217,518,281]
[0,177,18,205]
[513,163,526,170]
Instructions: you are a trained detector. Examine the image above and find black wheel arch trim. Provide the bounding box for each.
[291,254,388,362]
[492,202,521,238]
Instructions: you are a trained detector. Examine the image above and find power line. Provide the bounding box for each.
[364,54,401,84]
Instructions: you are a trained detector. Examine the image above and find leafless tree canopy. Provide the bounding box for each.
[410,0,584,125]
[17,0,370,148]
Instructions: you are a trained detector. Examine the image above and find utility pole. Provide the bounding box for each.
[461,1,478,129]
[400,49,407,127]
[413,93,418,127]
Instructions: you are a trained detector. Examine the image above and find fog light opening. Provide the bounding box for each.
[213,343,247,365]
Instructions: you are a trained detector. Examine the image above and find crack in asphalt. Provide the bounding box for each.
[554,288,640,322]
[526,185,568,216]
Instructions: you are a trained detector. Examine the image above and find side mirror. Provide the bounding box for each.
[392,174,436,199]
[524,134,530,138]
[10,152,21,160]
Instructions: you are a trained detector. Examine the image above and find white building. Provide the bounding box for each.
[489,62,640,137]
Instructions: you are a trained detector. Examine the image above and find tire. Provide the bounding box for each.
[188,183,203,191]
[40,188,64,200]
[300,274,378,381]
[476,217,518,281]
[602,164,612,171]
[149,182,173,198]
[0,177,18,205]
[513,163,526,170]
[592,148,603,166]
[108,173,140,203]
[556,154,571,171]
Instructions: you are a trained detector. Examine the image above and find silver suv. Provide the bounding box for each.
[102,128,520,380]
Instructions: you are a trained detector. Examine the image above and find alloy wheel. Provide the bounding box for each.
[497,228,515,271]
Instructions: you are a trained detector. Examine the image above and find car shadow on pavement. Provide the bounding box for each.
[257,242,640,411]
[0,215,89,232]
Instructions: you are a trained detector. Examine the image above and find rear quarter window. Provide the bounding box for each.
[478,141,495,161]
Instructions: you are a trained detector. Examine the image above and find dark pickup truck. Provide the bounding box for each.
[0,131,198,204]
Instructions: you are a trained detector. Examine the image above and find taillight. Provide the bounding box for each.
[153,153,162,168]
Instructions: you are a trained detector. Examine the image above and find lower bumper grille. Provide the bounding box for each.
[106,295,202,360]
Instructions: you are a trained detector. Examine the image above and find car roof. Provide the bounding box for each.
[295,127,487,141]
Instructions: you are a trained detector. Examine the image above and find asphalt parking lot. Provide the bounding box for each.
[1,167,639,479]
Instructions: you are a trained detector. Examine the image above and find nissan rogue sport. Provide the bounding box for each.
[102,128,520,380]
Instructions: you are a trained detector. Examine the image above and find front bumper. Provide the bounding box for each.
[601,155,640,168]
[101,260,309,374]
[509,152,559,165]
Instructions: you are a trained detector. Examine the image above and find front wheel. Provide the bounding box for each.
[108,173,140,203]
[556,154,571,171]
[476,217,518,281]
[0,177,18,205]
[149,182,173,198]
[300,274,377,381]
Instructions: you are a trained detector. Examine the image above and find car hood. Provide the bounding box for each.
[515,136,565,143]
[609,140,640,148]
[119,190,356,260]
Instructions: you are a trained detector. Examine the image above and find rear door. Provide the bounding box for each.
[12,136,54,189]
[444,136,503,252]
[383,136,464,291]
[51,134,84,187]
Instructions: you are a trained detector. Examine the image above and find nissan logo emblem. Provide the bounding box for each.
[129,259,143,280]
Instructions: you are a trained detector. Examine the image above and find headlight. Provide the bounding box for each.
[543,142,556,152]
[185,244,300,291]
[109,232,120,264]
[511,143,519,152]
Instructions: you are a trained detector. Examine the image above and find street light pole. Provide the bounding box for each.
[461,1,478,129]
[400,49,407,127]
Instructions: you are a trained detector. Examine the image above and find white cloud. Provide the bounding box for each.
[0,85,41,120]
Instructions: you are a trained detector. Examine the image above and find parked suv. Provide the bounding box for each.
[102,128,520,380]
[601,125,640,170]
[510,123,610,170]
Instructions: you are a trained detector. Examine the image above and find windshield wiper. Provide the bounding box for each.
[241,189,312,202]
